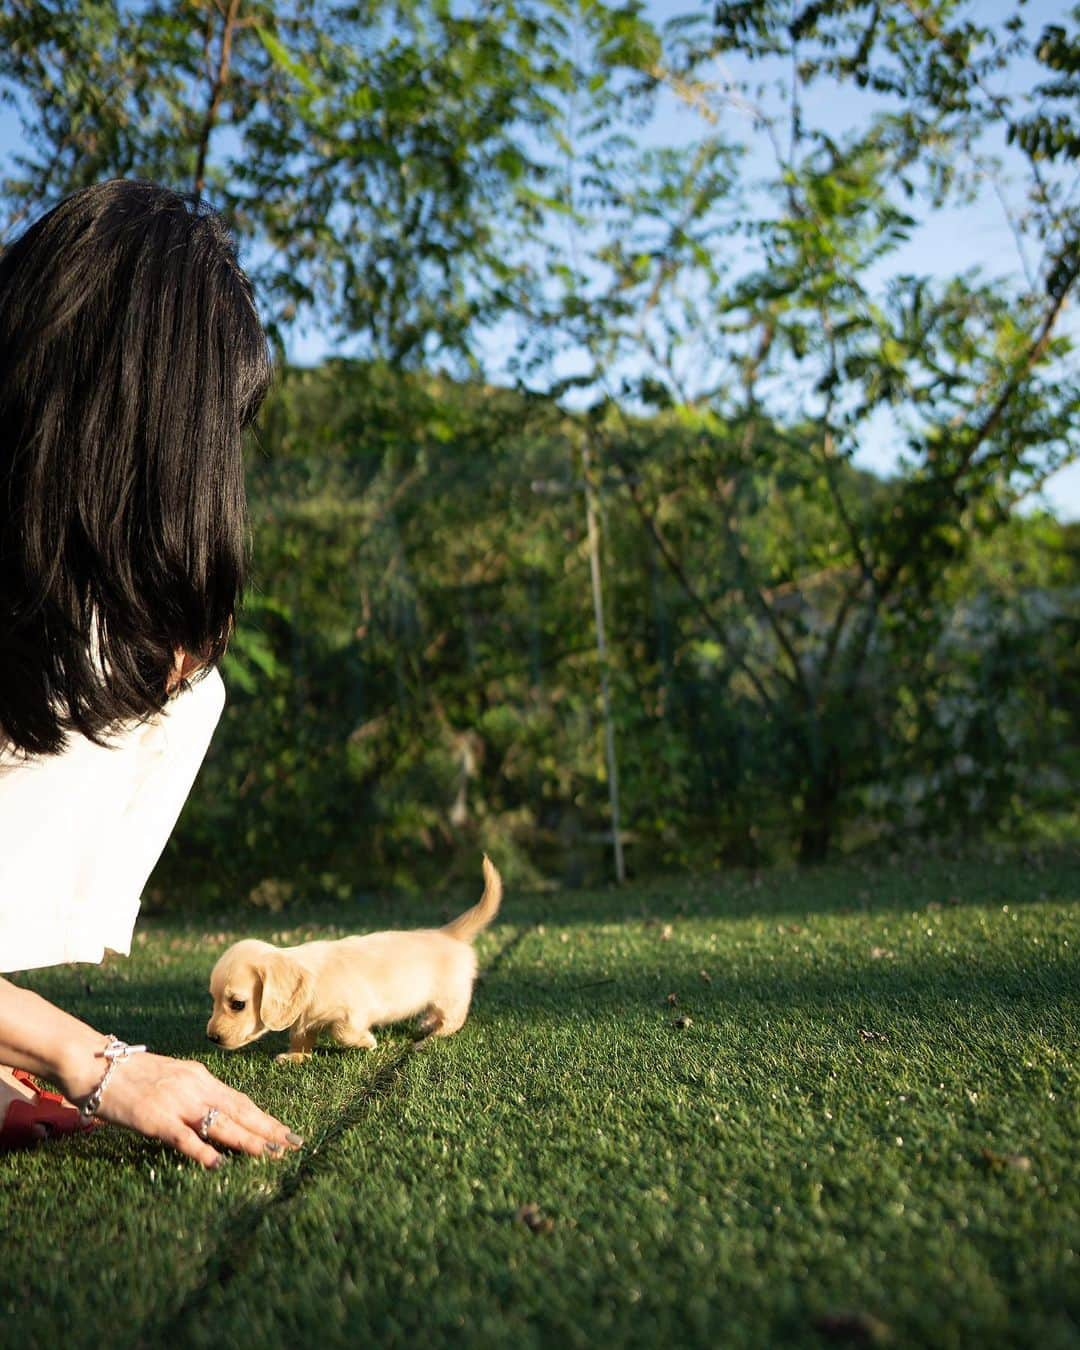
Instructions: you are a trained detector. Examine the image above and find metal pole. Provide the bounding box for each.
[581,438,625,884]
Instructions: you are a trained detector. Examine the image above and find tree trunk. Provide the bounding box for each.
[797,770,840,865]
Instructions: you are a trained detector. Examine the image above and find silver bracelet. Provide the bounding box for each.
[79,1035,148,1120]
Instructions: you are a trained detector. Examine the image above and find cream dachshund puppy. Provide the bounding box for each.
[207,856,502,1062]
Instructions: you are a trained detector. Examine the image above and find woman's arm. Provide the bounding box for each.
[0,976,300,1167]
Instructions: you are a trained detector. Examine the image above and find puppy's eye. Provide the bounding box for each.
[229,998,247,1012]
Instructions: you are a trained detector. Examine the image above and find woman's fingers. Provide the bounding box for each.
[83,1050,302,1167]
[164,1121,223,1170]
[217,1086,302,1149]
[174,1060,300,1151]
[201,1109,285,1160]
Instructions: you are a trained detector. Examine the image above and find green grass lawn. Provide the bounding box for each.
[2,853,1079,1349]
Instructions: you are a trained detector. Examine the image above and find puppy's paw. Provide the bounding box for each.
[275,1051,312,1065]
[331,1030,377,1050]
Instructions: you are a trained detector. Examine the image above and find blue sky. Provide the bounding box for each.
[1,0,1077,518]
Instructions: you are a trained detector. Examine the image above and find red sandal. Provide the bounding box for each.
[0,1068,100,1149]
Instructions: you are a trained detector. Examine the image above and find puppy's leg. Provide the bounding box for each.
[415,1008,444,1039]
[330,1016,377,1051]
[413,986,473,1050]
[275,1026,317,1065]
[411,1008,445,1051]
[430,991,472,1038]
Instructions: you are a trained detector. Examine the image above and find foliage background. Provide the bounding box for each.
[0,0,1077,902]
[156,359,1078,905]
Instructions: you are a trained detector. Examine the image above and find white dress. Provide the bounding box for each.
[0,669,225,973]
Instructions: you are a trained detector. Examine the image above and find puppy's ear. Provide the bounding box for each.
[257,953,312,1031]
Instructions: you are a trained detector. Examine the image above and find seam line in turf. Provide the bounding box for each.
[144,923,530,1343]
[145,1046,412,1344]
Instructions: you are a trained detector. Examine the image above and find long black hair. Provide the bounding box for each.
[0,179,271,755]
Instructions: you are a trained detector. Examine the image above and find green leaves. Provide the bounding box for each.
[255,26,320,96]
[1010,11,1080,162]
[1,0,1076,873]
[0,0,670,363]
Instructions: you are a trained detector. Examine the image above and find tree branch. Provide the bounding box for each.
[877,243,1079,601]
[193,0,242,198]
[604,438,781,713]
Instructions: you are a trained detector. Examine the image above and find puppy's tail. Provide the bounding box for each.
[442,855,503,944]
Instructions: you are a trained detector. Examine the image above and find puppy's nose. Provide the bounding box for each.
[207,1030,222,1044]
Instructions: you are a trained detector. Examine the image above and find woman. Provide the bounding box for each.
[0,179,300,1167]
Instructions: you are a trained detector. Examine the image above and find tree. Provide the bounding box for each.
[510,0,1080,860]
[3,0,1076,877]
[0,0,661,363]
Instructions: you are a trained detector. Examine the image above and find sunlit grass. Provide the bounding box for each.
[3,853,1079,1348]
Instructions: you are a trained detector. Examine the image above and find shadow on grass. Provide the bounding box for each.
[473,937,1080,1041]
[22,939,1080,1068]
[135,850,1080,937]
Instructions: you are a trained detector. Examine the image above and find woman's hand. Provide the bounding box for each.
[2,976,300,1170]
[68,1047,302,1169]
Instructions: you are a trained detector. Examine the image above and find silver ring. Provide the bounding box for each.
[198,1107,221,1141]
